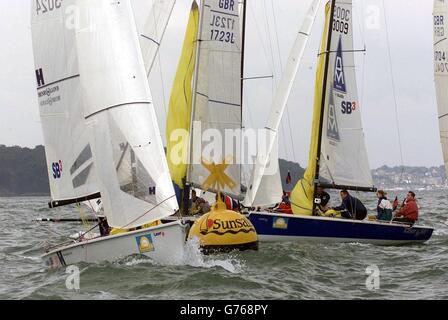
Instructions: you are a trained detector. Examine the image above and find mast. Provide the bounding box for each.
[184,0,205,215]
[240,0,248,193]
[313,0,336,212]
[241,0,247,108]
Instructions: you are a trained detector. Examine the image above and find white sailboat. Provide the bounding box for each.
[162,0,258,250]
[434,0,448,178]
[31,0,188,267]
[248,0,434,244]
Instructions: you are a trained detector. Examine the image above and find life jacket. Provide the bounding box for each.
[278,202,293,214]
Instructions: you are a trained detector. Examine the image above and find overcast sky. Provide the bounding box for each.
[0,0,442,169]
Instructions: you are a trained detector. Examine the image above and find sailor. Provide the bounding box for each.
[314,186,331,215]
[273,191,293,214]
[333,190,367,220]
[190,190,211,215]
[376,190,393,221]
[393,191,418,225]
[98,216,111,237]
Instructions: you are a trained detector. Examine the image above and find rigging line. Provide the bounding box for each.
[157,46,168,118]
[262,0,278,80]
[270,0,297,163]
[382,0,405,181]
[262,0,286,160]
[360,0,368,111]
[118,194,177,230]
[33,217,76,247]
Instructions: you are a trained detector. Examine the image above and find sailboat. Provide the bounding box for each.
[167,0,245,207]
[434,0,448,178]
[247,0,434,244]
[31,0,188,267]
[163,0,259,249]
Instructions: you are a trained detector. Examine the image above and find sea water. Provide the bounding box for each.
[0,190,447,300]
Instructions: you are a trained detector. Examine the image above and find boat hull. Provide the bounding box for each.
[43,221,189,268]
[248,212,433,245]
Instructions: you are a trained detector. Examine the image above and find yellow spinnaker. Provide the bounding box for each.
[291,3,331,216]
[166,1,199,187]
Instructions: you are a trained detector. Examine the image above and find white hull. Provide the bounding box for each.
[43,221,189,267]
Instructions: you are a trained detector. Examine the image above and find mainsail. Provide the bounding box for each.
[76,0,178,228]
[291,0,373,215]
[31,0,100,207]
[187,0,243,198]
[318,0,372,189]
[434,0,448,177]
[243,0,322,208]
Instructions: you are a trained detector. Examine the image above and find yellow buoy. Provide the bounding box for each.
[188,201,258,254]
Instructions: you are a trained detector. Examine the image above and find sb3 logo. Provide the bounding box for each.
[341,101,357,114]
[52,160,63,179]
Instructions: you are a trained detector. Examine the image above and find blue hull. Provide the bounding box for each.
[248,212,433,245]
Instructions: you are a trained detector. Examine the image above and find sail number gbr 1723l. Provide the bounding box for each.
[36,0,62,15]
[333,6,350,35]
[209,0,237,44]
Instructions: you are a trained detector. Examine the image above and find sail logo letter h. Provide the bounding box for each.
[334,37,346,93]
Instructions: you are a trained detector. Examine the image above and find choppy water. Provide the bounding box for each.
[1,190,447,300]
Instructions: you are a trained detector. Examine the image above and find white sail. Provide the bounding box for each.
[30,0,100,204]
[138,0,176,76]
[243,130,282,207]
[188,0,243,198]
[434,0,448,177]
[243,0,321,207]
[319,0,373,188]
[76,0,178,229]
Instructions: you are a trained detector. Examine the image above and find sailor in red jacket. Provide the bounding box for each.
[393,191,419,225]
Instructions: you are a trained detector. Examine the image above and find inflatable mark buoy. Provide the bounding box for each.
[188,201,258,254]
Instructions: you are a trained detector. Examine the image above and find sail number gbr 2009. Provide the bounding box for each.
[333,5,350,35]
[210,0,237,44]
[36,0,62,15]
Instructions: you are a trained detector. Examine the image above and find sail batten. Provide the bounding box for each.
[138,0,176,76]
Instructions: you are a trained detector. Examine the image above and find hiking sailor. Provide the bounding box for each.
[333,190,367,220]
[376,190,393,221]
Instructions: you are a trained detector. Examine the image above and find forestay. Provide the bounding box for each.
[434,0,448,177]
[318,0,373,188]
[76,0,178,228]
[30,0,100,204]
[188,0,243,198]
